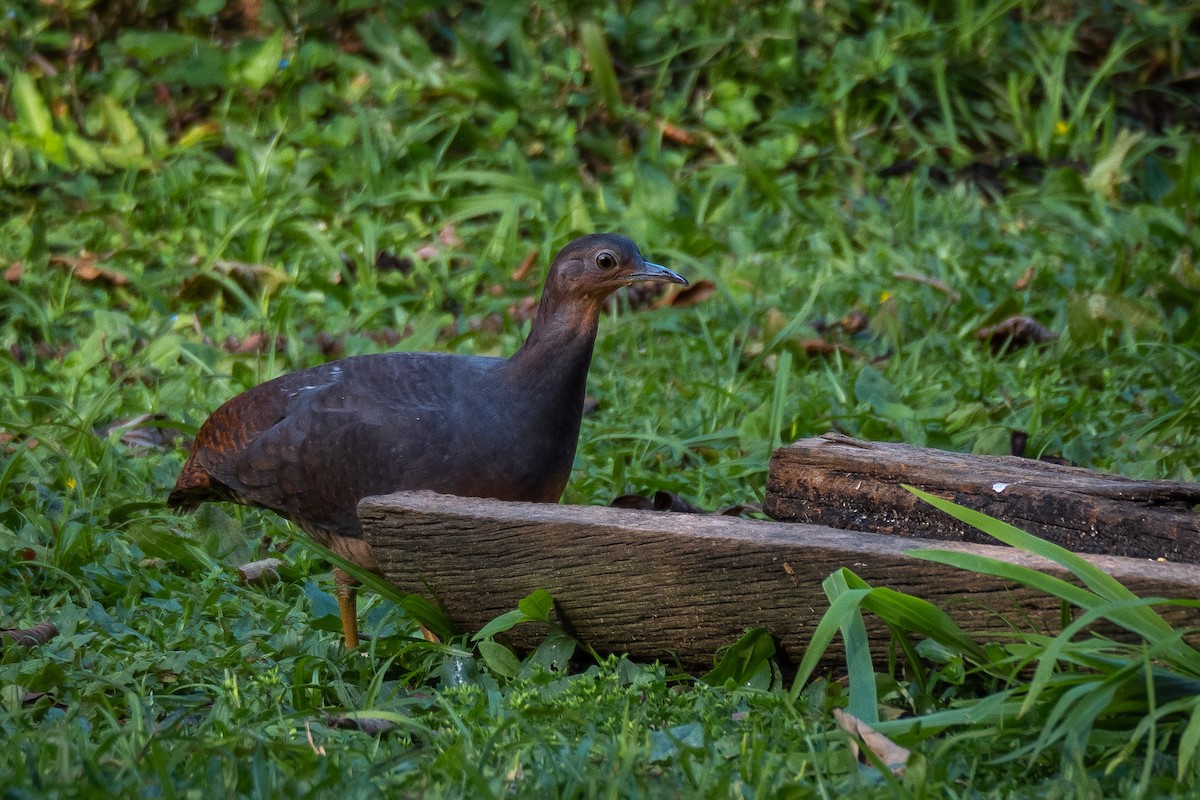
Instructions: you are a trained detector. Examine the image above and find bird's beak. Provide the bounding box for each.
[630,261,688,287]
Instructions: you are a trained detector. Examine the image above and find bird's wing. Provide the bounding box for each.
[197,352,497,537]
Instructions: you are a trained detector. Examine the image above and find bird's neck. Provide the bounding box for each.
[504,289,601,405]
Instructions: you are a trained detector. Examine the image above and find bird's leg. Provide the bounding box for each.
[333,567,360,650]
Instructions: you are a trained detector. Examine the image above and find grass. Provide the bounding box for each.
[2,0,1200,795]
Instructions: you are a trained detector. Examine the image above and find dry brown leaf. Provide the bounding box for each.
[438,223,463,248]
[4,261,23,283]
[798,337,866,360]
[512,250,539,281]
[305,720,326,756]
[833,708,910,775]
[1,621,60,648]
[177,259,288,301]
[50,252,127,285]
[658,279,716,309]
[837,309,870,334]
[223,331,287,355]
[1013,266,1035,291]
[658,120,697,146]
[891,271,961,302]
[368,327,405,348]
[976,315,1058,354]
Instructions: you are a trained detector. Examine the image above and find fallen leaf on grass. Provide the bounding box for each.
[305,721,326,756]
[316,331,344,357]
[368,327,405,348]
[507,296,538,324]
[657,279,716,309]
[223,331,287,354]
[1,431,41,454]
[237,557,284,585]
[415,224,465,261]
[99,413,181,451]
[325,713,398,736]
[833,708,910,775]
[1013,266,1035,291]
[374,250,412,274]
[612,282,668,311]
[836,309,870,334]
[797,337,867,360]
[4,261,23,282]
[1,621,60,648]
[892,271,961,302]
[438,223,463,248]
[50,252,127,285]
[658,120,697,146]
[976,315,1058,354]
[177,259,289,302]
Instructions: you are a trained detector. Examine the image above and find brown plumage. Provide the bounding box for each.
[168,234,687,647]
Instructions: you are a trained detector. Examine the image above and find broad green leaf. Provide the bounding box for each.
[64,134,106,171]
[11,72,53,139]
[1085,129,1145,197]
[522,628,577,675]
[517,588,554,622]
[860,586,987,662]
[240,29,284,90]
[702,627,776,687]
[472,609,527,642]
[478,640,520,679]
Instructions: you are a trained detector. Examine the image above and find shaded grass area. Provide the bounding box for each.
[2,0,1200,795]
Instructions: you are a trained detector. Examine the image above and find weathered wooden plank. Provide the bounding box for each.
[360,491,1200,672]
[765,433,1200,563]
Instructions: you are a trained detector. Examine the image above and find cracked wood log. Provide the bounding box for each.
[360,491,1200,673]
[765,433,1200,563]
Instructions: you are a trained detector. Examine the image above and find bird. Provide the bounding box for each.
[168,233,687,649]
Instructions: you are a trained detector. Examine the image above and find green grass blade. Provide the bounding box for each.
[580,22,622,112]
[904,486,1141,603]
[825,570,878,722]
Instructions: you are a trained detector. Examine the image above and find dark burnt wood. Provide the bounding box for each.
[765,433,1200,564]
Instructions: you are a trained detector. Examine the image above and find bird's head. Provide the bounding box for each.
[545,233,687,303]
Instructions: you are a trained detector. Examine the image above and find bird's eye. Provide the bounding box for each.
[595,251,617,270]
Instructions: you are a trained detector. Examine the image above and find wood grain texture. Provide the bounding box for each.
[765,433,1200,563]
[360,491,1200,672]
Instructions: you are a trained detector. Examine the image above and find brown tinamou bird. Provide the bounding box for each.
[168,234,686,648]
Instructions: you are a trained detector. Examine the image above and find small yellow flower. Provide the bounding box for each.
[1055,120,1069,136]
[65,478,76,490]
[879,291,893,303]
